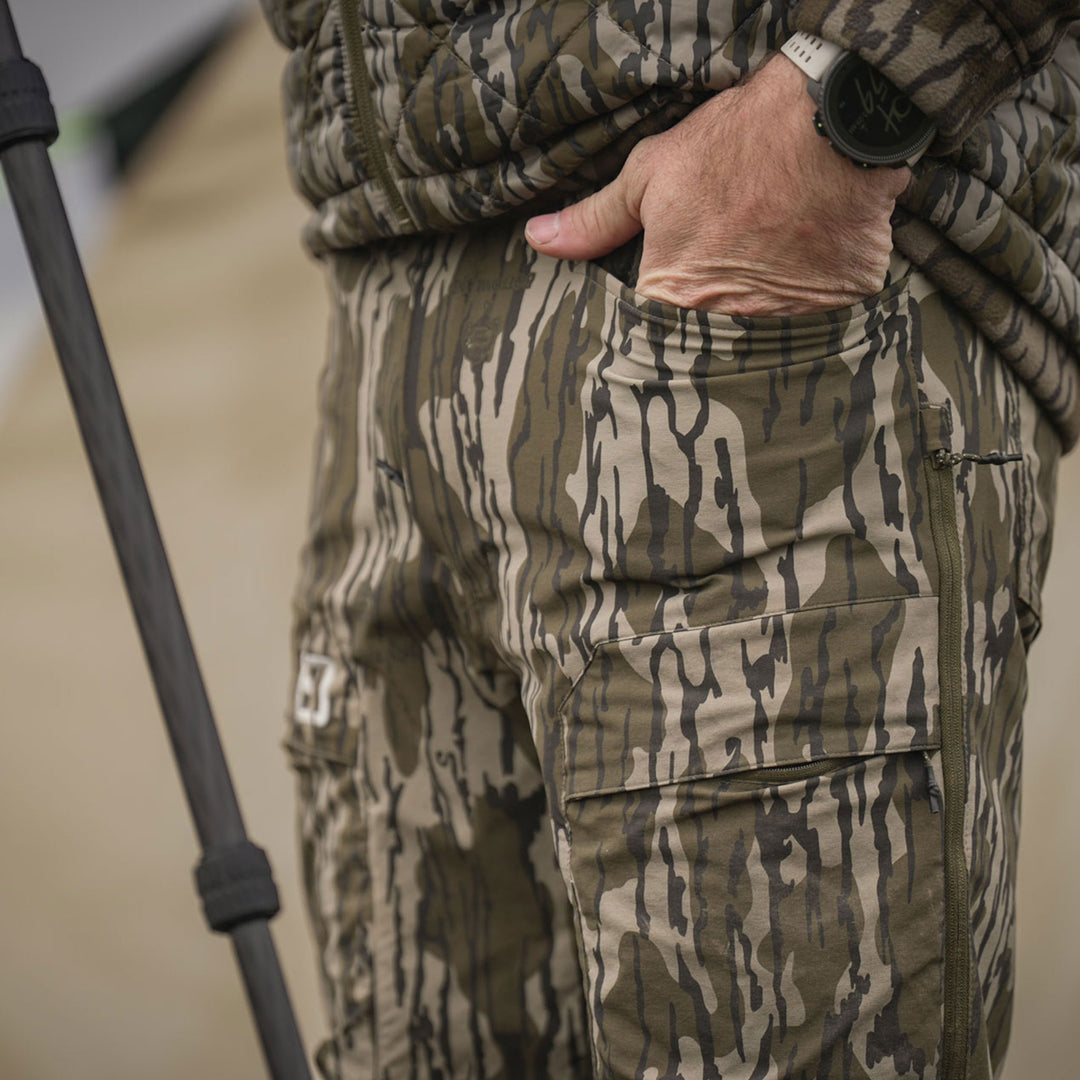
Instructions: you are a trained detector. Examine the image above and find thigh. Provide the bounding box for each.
[285,249,590,1079]
[403,223,1058,1078]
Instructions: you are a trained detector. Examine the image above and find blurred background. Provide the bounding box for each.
[0,2,1076,1076]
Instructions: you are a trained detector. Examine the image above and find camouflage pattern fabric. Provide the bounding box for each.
[284,221,1058,1078]
[258,1,1080,445]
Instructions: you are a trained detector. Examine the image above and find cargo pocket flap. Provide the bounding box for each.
[561,595,939,800]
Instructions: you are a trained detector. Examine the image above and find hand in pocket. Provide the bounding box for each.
[525,53,910,317]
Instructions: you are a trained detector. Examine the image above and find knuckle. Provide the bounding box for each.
[625,136,657,179]
[565,190,613,241]
[581,195,608,236]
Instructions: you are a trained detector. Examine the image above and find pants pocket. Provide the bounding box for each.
[561,598,945,1078]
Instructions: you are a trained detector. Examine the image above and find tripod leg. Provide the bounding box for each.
[0,7,311,1078]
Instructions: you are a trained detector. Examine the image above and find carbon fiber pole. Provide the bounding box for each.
[0,5,311,1078]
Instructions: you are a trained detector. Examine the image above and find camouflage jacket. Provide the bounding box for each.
[261,0,1080,446]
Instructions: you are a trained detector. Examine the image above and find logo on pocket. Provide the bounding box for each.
[293,652,336,728]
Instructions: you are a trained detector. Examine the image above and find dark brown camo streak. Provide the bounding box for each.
[283,222,1056,1077]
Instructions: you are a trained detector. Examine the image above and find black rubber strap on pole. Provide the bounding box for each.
[196,842,281,933]
[0,57,57,151]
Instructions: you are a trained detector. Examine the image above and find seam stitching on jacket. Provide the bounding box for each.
[973,0,1031,72]
[390,20,562,158]
[391,5,691,172]
[955,90,1075,221]
[687,1,769,78]
[585,0,667,64]
[391,29,451,153]
[941,184,1080,322]
[385,0,767,188]
[513,9,607,144]
[318,92,697,214]
[391,10,640,177]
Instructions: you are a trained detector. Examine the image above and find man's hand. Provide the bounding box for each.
[524,54,910,316]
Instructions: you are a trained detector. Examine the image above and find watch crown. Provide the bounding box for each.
[813,109,878,168]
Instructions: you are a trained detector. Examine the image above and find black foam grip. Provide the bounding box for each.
[195,842,281,933]
[0,58,58,152]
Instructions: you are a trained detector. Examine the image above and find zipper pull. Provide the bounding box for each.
[923,751,941,814]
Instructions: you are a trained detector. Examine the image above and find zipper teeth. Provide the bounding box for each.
[927,454,970,1079]
[733,755,865,784]
[337,0,411,227]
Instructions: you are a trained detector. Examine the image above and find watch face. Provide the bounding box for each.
[821,53,936,165]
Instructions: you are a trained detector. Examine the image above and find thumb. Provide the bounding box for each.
[525,153,649,260]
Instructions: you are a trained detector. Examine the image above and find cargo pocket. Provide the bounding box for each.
[560,596,945,1078]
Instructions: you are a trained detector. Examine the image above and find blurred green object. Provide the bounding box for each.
[102,13,236,174]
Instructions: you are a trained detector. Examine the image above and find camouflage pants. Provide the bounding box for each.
[285,220,1059,1080]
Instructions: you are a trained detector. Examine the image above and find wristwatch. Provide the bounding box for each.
[780,31,937,168]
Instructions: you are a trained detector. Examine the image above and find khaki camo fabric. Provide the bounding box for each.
[285,228,1056,1078]
[258,0,1076,1076]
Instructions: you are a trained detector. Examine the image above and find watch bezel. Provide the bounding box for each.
[814,52,937,167]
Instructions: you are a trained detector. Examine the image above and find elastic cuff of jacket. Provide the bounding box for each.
[0,58,59,152]
[790,0,1022,153]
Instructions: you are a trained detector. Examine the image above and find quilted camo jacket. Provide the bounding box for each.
[261,0,1080,445]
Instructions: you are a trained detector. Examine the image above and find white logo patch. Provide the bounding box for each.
[293,652,336,728]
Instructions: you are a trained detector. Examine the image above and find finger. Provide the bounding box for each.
[525,146,651,260]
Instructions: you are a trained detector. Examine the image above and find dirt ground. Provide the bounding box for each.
[0,13,1075,1078]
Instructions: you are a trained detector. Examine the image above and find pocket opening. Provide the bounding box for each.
[561,596,941,805]
[583,244,913,347]
[724,753,882,788]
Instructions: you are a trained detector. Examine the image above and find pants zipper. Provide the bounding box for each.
[927,447,970,1080]
[923,750,942,815]
[337,0,411,228]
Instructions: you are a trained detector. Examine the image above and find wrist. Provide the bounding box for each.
[739,51,912,201]
[744,53,871,177]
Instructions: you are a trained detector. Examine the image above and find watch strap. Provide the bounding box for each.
[780,31,843,83]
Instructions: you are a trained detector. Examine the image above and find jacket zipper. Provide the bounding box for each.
[927,447,970,1080]
[337,0,411,227]
[923,750,942,815]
